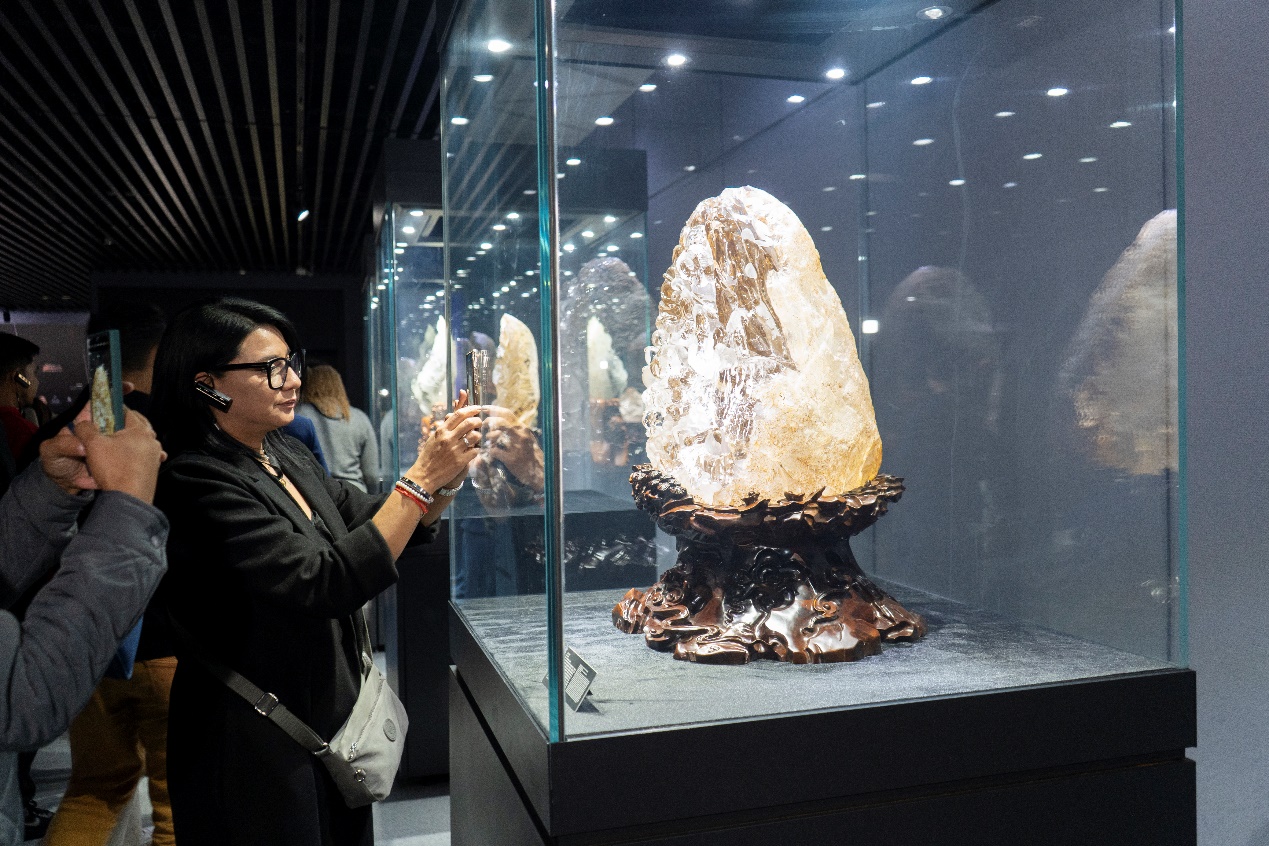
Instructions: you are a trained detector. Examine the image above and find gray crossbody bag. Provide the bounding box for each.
[185,611,409,808]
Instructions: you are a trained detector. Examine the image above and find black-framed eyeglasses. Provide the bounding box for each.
[215,350,304,389]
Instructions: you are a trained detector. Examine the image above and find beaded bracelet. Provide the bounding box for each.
[393,481,429,515]
[395,475,435,505]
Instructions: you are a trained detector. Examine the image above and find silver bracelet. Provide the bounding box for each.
[436,479,465,496]
[396,476,434,504]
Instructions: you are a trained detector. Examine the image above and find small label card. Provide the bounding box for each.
[562,647,597,712]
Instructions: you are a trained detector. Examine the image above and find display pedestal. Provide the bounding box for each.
[450,592,1196,845]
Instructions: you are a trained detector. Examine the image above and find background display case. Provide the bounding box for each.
[371,0,1192,841]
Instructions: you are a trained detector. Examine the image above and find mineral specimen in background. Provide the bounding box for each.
[493,313,540,427]
[411,316,450,416]
[642,186,882,507]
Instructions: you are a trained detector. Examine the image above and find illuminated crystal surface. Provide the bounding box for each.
[643,186,882,507]
[587,316,628,400]
[493,313,540,427]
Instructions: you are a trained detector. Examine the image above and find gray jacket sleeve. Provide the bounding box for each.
[0,463,92,602]
[357,409,380,492]
[0,490,168,751]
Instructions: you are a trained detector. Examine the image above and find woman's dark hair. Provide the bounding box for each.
[150,298,303,460]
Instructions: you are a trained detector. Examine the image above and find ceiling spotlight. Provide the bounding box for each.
[1004,181,1018,188]
[949,179,966,186]
[849,174,867,181]
[911,76,933,85]
[296,209,310,222]
[913,138,934,146]
[582,230,594,238]
[867,101,886,109]
[401,226,416,234]
[409,209,424,217]
[492,224,507,231]
[1046,87,1069,97]
[639,83,657,92]
[487,39,512,53]
[473,74,494,83]
[1080,157,1098,163]
[919,6,950,20]
[603,215,617,223]
[565,157,581,166]
[1110,120,1132,128]
[606,244,619,252]
[995,111,1016,117]
[480,242,493,250]
[630,232,643,239]
[787,94,806,104]
[507,211,520,219]
[595,116,614,126]
[825,67,846,80]
[861,319,880,334]
[665,53,688,67]
[1023,152,1043,160]
[451,116,469,125]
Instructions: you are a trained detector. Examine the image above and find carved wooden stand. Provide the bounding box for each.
[613,465,927,664]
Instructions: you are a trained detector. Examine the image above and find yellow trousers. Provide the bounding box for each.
[44,657,177,846]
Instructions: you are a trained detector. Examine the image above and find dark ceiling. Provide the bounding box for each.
[0,0,454,310]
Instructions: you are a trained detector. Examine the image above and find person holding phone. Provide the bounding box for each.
[148,298,480,846]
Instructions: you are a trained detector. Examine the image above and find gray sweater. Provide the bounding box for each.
[0,463,168,846]
[296,403,379,492]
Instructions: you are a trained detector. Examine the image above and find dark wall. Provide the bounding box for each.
[91,272,367,407]
[1183,2,1269,843]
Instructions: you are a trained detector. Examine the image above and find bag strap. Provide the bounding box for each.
[170,610,374,756]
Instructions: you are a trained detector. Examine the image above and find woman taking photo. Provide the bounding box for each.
[149,299,480,846]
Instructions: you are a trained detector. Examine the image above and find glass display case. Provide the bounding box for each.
[372,0,1183,769]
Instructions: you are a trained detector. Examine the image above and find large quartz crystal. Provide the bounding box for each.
[493,313,540,427]
[643,186,882,507]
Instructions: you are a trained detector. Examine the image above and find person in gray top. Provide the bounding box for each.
[0,407,168,846]
[297,364,379,492]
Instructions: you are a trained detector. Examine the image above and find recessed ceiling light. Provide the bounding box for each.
[867,101,886,108]
[639,83,657,92]
[1023,152,1043,160]
[451,116,469,125]
[473,74,494,83]
[1093,187,1110,192]
[1080,157,1098,163]
[823,186,836,192]
[563,243,576,252]
[1046,87,1069,97]
[506,212,520,219]
[913,138,934,146]
[492,224,507,231]
[582,230,594,238]
[821,226,833,232]
[595,116,614,126]
[849,174,867,180]
[919,6,950,20]
[394,248,404,255]
[565,158,581,166]
[787,94,806,104]
[1110,120,1132,128]
[409,209,424,217]
[665,53,688,67]
[861,319,880,334]
[825,67,846,80]
[296,209,310,222]
[487,39,512,53]
[949,179,966,186]
[683,164,696,171]
[606,244,619,251]
[911,76,933,85]
[630,232,643,238]
[480,242,493,250]
[603,215,617,223]
[995,111,1015,118]
[1004,182,1018,188]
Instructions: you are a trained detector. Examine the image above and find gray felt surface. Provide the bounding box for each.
[454,583,1173,739]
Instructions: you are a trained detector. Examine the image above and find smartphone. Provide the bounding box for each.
[85,330,125,433]
[466,349,492,407]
